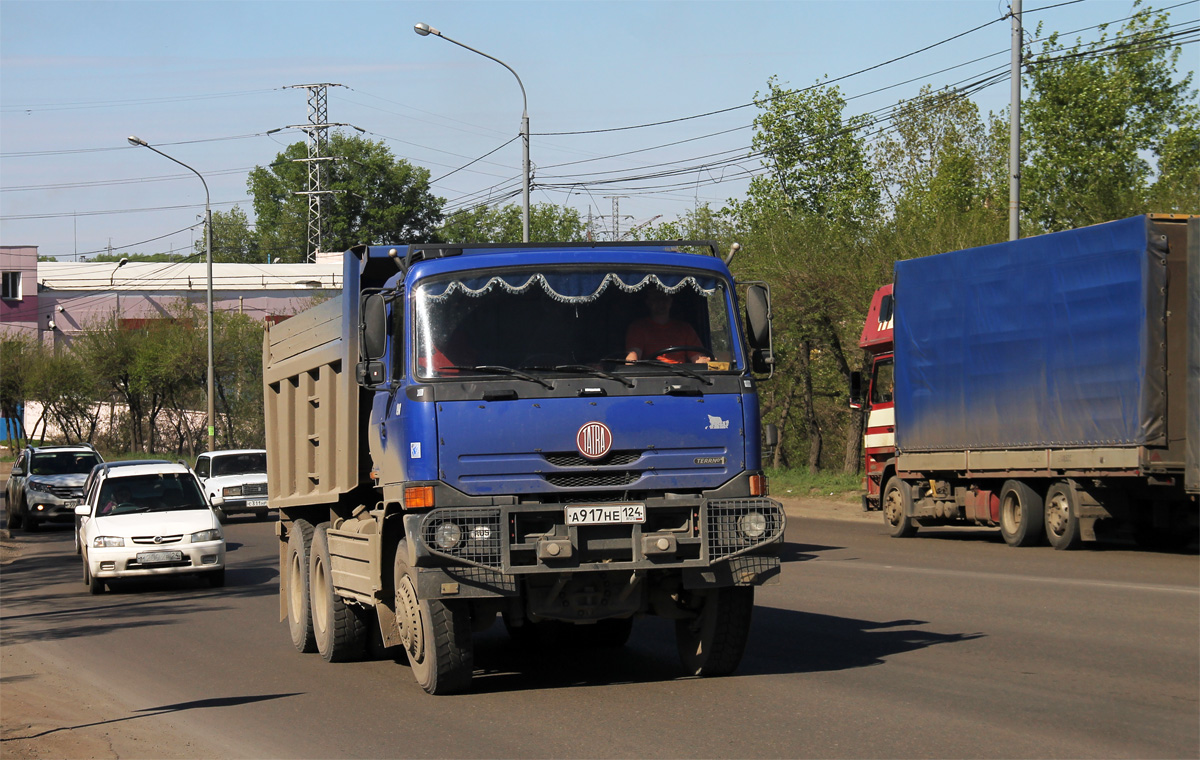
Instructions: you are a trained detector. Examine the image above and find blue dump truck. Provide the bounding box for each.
[264,240,784,694]
[852,215,1198,550]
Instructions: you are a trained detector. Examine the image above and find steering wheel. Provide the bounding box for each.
[653,345,709,361]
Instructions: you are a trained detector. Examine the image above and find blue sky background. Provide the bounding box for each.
[2,0,1196,260]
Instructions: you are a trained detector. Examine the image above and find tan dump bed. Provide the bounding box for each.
[263,294,366,509]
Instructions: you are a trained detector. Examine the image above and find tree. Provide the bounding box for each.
[249,132,444,261]
[1022,3,1198,231]
[195,205,260,263]
[1,336,36,446]
[743,76,879,227]
[438,202,586,243]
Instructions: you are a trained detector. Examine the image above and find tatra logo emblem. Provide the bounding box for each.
[576,421,613,460]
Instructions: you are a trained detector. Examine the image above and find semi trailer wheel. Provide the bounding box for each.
[999,480,1044,547]
[286,519,318,653]
[393,540,474,695]
[675,585,753,677]
[1044,482,1082,551]
[883,476,918,538]
[310,523,368,662]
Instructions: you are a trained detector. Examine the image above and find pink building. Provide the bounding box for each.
[0,246,40,340]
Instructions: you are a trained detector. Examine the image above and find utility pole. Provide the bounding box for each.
[1009,0,1022,241]
[605,196,629,241]
[284,83,347,262]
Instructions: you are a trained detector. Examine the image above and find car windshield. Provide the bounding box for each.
[211,452,266,477]
[97,473,208,516]
[29,451,101,476]
[412,267,739,380]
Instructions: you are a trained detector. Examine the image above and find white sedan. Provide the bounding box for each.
[76,462,225,594]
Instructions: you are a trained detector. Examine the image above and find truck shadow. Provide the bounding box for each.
[462,607,983,693]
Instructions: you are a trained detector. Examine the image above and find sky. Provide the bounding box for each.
[2,0,1196,261]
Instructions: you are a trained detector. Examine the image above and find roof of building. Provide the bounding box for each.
[37,261,342,293]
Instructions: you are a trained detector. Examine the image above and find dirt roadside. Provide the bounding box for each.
[0,489,870,759]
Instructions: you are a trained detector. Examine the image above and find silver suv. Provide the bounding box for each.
[6,444,104,531]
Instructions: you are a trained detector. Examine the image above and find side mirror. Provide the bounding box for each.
[360,293,387,361]
[356,360,386,387]
[764,423,779,449]
[750,349,774,375]
[745,285,771,349]
[11,466,24,477]
[74,504,91,517]
[849,371,864,409]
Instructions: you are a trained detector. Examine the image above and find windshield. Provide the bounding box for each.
[413,268,739,380]
[97,473,208,516]
[211,452,266,477]
[30,451,101,476]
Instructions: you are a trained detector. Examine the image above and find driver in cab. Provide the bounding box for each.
[625,288,711,364]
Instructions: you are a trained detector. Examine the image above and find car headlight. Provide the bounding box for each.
[222,486,243,498]
[93,536,125,548]
[191,528,222,543]
[738,511,768,539]
[25,480,51,494]
[434,522,462,550]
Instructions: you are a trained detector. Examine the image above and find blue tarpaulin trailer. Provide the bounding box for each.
[859,215,1197,550]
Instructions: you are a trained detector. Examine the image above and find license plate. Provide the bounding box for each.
[566,503,645,526]
[246,500,268,507]
[137,550,183,565]
[61,500,78,508]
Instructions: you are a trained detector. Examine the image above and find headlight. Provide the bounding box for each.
[434,522,462,550]
[25,481,51,494]
[93,536,125,548]
[738,511,768,539]
[222,486,243,498]
[191,528,222,543]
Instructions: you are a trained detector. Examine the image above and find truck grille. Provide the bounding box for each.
[241,482,267,496]
[543,450,641,467]
[544,471,640,488]
[706,499,785,561]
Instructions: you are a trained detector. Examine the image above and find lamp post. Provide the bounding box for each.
[127,136,215,452]
[414,22,530,243]
[110,256,128,315]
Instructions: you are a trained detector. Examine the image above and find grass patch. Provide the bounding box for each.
[766,468,862,501]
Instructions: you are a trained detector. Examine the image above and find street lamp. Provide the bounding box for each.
[414,22,530,243]
[127,135,216,452]
[111,256,129,315]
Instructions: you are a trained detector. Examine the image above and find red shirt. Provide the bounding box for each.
[625,318,704,363]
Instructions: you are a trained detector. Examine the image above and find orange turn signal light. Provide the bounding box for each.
[404,485,434,509]
[749,474,766,497]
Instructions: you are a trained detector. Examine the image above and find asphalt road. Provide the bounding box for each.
[2,511,1197,759]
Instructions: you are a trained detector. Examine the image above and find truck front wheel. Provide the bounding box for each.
[393,541,474,695]
[286,519,318,653]
[676,586,753,677]
[883,477,918,538]
[310,523,368,662]
[1044,482,1082,551]
[999,480,1044,547]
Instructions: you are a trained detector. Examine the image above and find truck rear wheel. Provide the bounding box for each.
[393,541,474,695]
[310,523,367,662]
[676,586,753,677]
[883,477,918,538]
[999,480,1044,547]
[286,519,318,653]
[1044,482,1082,551]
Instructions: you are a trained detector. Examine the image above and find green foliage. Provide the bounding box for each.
[438,202,586,243]
[249,131,444,261]
[743,76,879,227]
[90,252,191,263]
[195,205,260,263]
[1023,3,1197,231]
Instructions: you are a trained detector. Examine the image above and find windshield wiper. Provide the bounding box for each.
[444,365,554,390]
[623,359,713,386]
[529,364,635,388]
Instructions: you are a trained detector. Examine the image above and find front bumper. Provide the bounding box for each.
[408,497,785,575]
[216,497,270,515]
[24,493,83,523]
[86,540,226,580]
